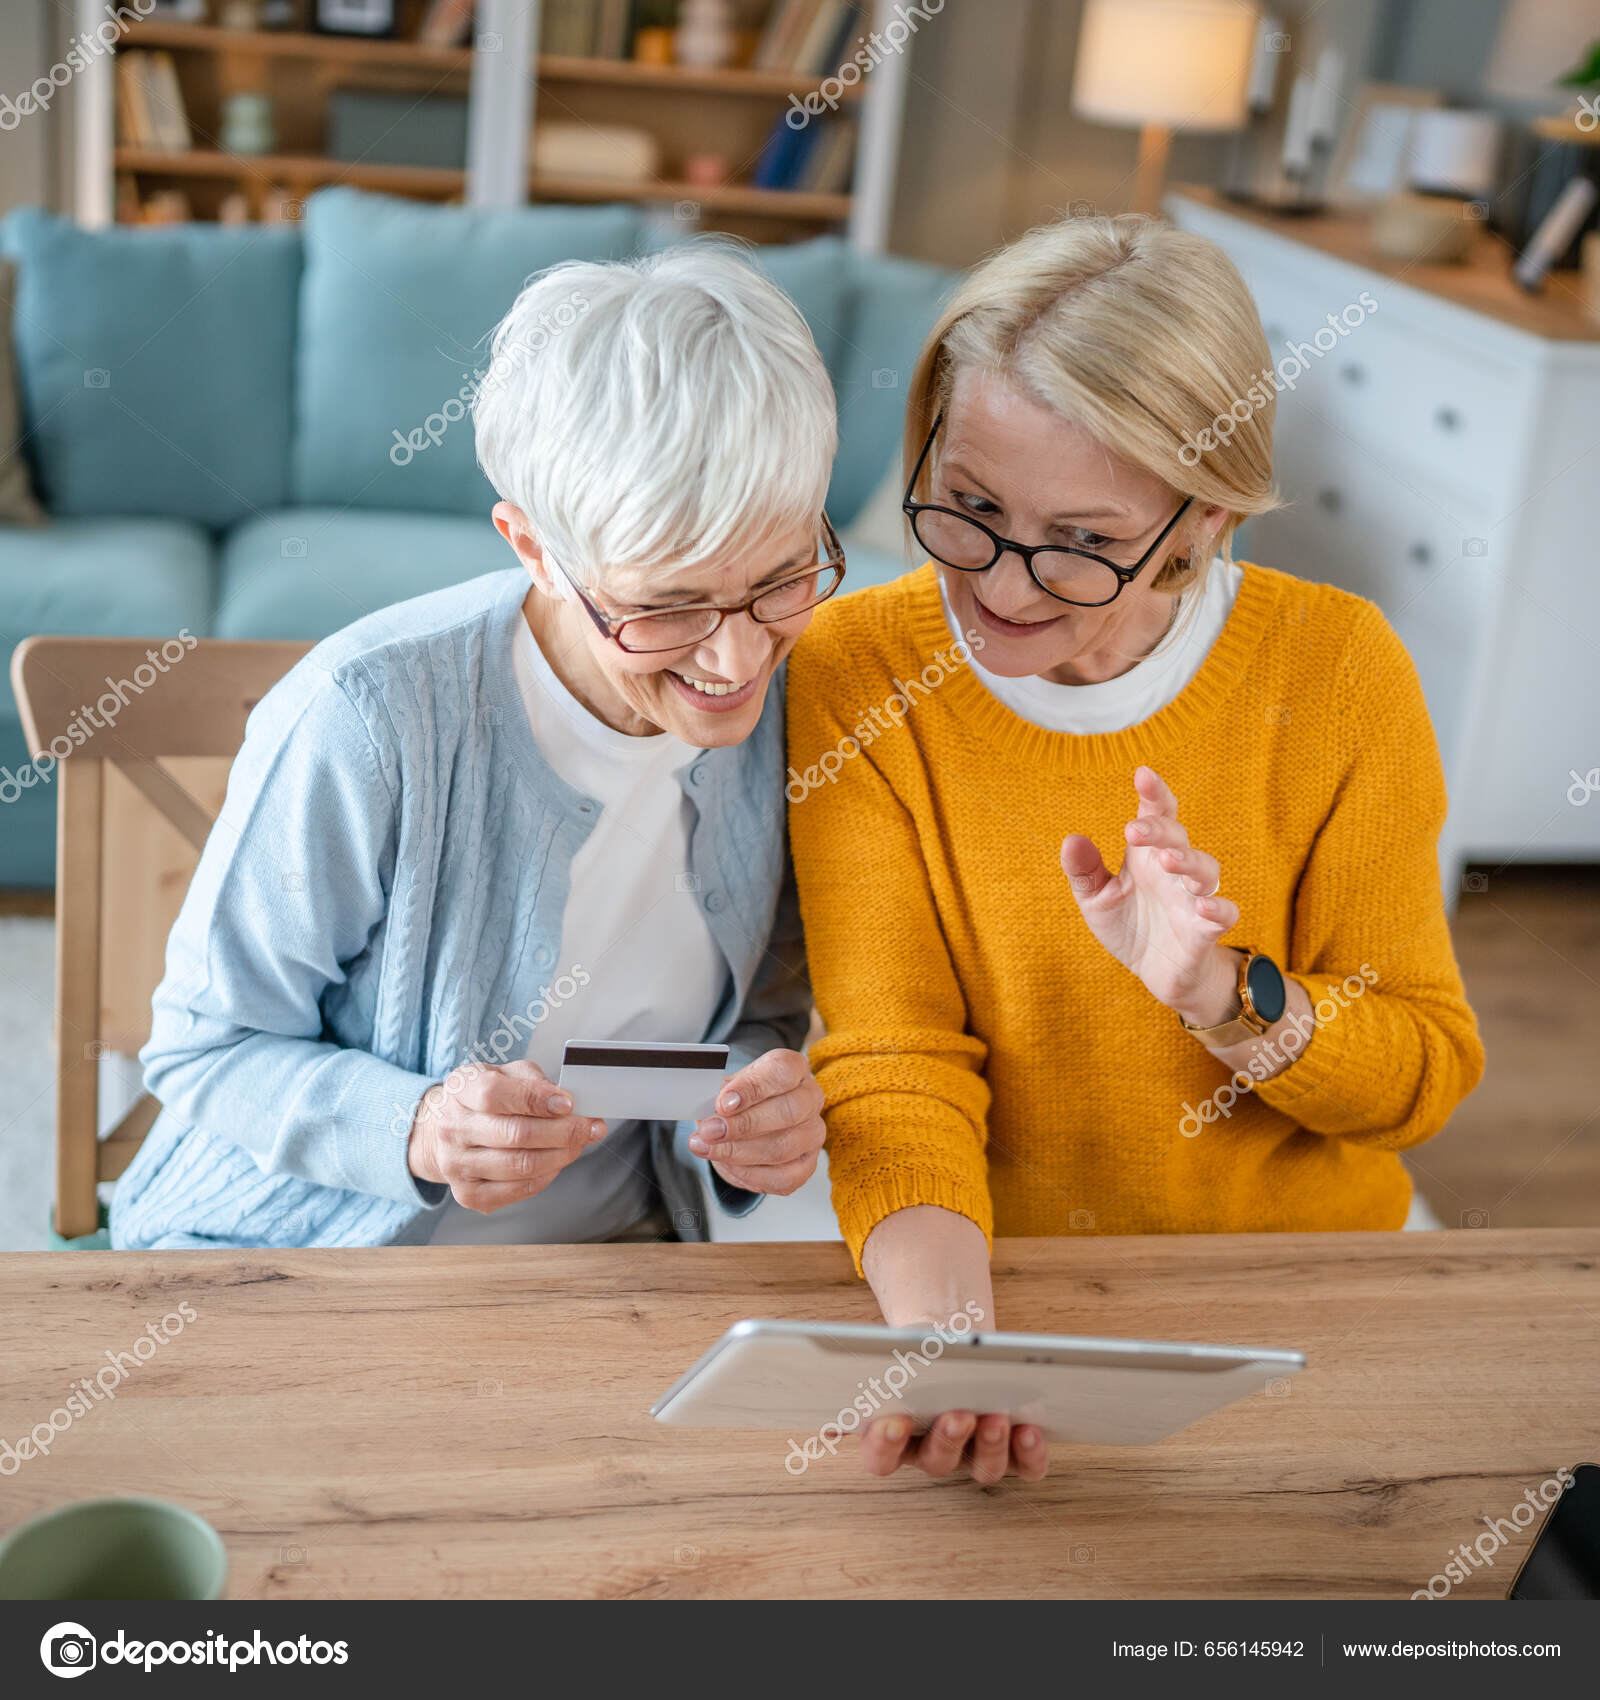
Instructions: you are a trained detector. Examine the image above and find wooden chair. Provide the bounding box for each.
[10,636,310,1242]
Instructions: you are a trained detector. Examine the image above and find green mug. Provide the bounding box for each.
[0,1497,227,1600]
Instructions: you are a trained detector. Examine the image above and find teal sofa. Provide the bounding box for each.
[0,188,953,886]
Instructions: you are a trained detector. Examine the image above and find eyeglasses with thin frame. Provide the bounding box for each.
[552,514,847,654]
[902,412,1193,608]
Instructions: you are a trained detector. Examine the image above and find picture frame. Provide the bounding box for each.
[1324,82,1445,208]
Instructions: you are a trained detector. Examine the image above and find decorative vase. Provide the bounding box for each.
[220,92,276,156]
[675,0,733,70]
[633,26,676,66]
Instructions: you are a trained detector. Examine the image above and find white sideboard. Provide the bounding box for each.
[1168,189,1600,886]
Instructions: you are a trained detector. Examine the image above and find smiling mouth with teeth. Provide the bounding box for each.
[675,674,751,697]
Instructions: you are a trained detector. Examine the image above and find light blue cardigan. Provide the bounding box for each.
[110,569,807,1250]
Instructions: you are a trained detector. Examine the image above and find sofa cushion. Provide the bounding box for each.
[214,508,511,639]
[290,188,642,518]
[0,210,300,528]
[829,250,957,527]
[0,516,215,724]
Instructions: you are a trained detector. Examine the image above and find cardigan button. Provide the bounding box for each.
[689,763,708,787]
[704,891,726,914]
[532,945,554,969]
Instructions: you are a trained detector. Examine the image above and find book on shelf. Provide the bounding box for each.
[798,115,856,193]
[417,0,475,48]
[796,1,858,75]
[540,0,597,56]
[115,51,190,152]
[593,0,631,58]
[752,105,823,189]
[754,0,817,70]
[755,0,860,74]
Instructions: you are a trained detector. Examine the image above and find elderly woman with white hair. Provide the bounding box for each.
[111,245,839,1250]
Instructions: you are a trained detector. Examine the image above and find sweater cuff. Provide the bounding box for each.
[836,1166,993,1278]
[332,1060,446,1207]
[1251,973,1359,1124]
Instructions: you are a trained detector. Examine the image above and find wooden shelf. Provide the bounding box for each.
[530,173,851,220]
[114,147,465,197]
[535,53,863,100]
[127,21,472,71]
[126,21,861,99]
[115,150,849,221]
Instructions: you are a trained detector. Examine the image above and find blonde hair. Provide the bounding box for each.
[905,213,1280,594]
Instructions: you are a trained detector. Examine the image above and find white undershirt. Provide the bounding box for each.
[941,559,1242,733]
[429,616,728,1245]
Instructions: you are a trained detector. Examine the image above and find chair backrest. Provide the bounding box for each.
[10,636,311,1240]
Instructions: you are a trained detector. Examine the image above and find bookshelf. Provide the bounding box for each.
[76,0,908,247]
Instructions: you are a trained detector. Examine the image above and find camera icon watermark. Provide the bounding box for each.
[674,872,702,894]
[674,200,700,221]
[1265,704,1291,726]
[1463,200,1490,221]
[477,705,504,727]
[83,368,110,390]
[478,1377,503,1396]
[674,1206,704,1235]
[40,1623,97,1677]
[281,871,305,892]
[1266,30,1290,51]
[1069,1544,1096,1565]
[83,1040,109,1060]
[1461,871,1488,894]
[1264,1378,1292,1397]
[871,368,898,389]
[1068,1209,1095,1230]
[280,537,307,558]
[477,30,502,51]
[278,1544,307,1565]
[674,1543,701,1565]
[1068,199,1096,218]
[1461,1208,1490,1229]
[1463,538,1488,557]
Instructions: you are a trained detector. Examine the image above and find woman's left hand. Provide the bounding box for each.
[1059,766,1241,1024]
[688,1048,826,1196]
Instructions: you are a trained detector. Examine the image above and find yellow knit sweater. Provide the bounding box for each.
[787,562,1484,1271]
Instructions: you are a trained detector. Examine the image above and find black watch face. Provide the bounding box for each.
[1245,953,1288,1026]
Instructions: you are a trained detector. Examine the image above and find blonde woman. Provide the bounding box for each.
[786,215,1483,1484]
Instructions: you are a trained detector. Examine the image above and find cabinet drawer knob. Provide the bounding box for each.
[1317,487,1343,513]
[1434,406,1463,432]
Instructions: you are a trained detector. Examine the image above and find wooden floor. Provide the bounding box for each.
[1417,865,1600,1229]
[3,866,1597,1226]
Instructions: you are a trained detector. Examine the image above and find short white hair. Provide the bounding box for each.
[474,241,837,590]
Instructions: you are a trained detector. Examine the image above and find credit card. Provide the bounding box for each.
[557,1040,731,1123]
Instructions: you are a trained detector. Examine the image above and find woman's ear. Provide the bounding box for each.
[1198,504,1232,548]
[493,501,562,599]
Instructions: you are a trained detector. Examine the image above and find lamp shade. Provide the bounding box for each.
[1072,0,1259,133]
[1485,0,1600,103]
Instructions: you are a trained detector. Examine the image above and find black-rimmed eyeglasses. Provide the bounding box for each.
[555,514,847,654]
[902,413,1192,608]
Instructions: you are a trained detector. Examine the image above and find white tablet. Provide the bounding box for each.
[651,1318,1305,1447]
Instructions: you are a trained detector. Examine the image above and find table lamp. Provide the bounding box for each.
[1072,0,1259,214]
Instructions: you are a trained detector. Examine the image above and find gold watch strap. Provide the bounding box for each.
[1179,950,1272,1047]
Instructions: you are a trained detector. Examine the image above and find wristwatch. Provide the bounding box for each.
[1179,950,1287,1048]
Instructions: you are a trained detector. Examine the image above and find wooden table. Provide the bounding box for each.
[2,1232,1595,1599]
